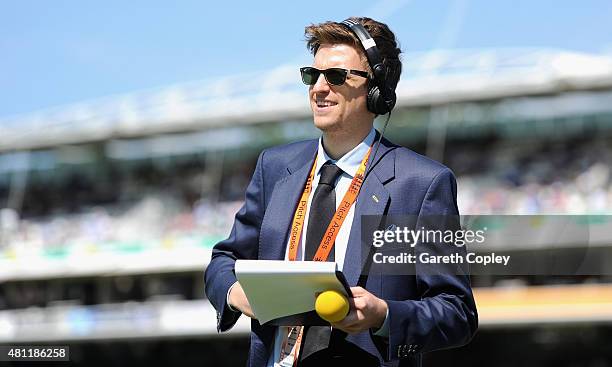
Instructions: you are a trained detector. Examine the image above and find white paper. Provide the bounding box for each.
[235,260,349,324]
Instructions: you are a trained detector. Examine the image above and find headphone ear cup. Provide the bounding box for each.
[366,79,384,115]
[367,84,392,115]
[366,85,378,114]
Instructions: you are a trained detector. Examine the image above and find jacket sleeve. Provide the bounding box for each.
[204,150,266,332]
[384,168,479,360]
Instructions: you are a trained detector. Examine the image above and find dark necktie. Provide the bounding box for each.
[304,162,344,261]
[300,162,343,364]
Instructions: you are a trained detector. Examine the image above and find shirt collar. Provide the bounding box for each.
[315,127,376,179]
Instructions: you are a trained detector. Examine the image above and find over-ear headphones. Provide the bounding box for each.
[340,18,397,115]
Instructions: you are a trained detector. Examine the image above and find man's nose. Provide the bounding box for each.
[311,72,331,93]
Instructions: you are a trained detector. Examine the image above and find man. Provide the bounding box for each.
[205,17,478,366]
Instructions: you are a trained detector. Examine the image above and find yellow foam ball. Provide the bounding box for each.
[315,290,349,323]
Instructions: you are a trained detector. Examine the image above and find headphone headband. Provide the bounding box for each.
[341,20,383,71]
[340,19,396,115]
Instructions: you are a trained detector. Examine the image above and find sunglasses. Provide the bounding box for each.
[300,67,369,86]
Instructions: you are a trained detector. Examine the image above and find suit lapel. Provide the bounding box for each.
[342,138,396,286]
[259,141,318,260]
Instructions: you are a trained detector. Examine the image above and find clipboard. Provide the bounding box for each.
[235,260,353,325]
[266,270,353,326]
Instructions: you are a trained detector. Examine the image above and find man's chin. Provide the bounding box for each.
[313,117,340,132]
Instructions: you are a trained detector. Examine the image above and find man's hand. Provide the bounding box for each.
[330,286,388,334]
[228,282,255,318]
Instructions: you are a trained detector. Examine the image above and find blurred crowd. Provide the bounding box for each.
[2,135,612,256]
[0,157,250,254]
[451,136,612,214]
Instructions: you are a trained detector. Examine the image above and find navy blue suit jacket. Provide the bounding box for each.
[204,135,478,366]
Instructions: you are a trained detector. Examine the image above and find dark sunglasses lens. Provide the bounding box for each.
[301,68,319,85]
[325,69,347,85]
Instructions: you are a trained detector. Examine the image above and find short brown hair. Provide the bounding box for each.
[304,17,402,90]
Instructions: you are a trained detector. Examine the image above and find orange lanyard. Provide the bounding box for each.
[287,146,372,262]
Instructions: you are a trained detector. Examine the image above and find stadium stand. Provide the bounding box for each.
[1,48,612,366]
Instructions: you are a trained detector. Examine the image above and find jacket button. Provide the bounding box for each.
[398,345,407,358]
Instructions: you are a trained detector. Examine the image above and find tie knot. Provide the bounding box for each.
[319,163,343,186]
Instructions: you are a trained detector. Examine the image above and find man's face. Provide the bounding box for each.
[309,43,373,133]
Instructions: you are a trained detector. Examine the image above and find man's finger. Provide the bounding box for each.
[336,309,367,329]
[353,296,366,310]
[341,309,359,325]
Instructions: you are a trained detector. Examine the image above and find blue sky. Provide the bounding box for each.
[1,0,611,117]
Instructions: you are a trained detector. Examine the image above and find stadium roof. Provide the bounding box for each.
[1,48,612,152]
